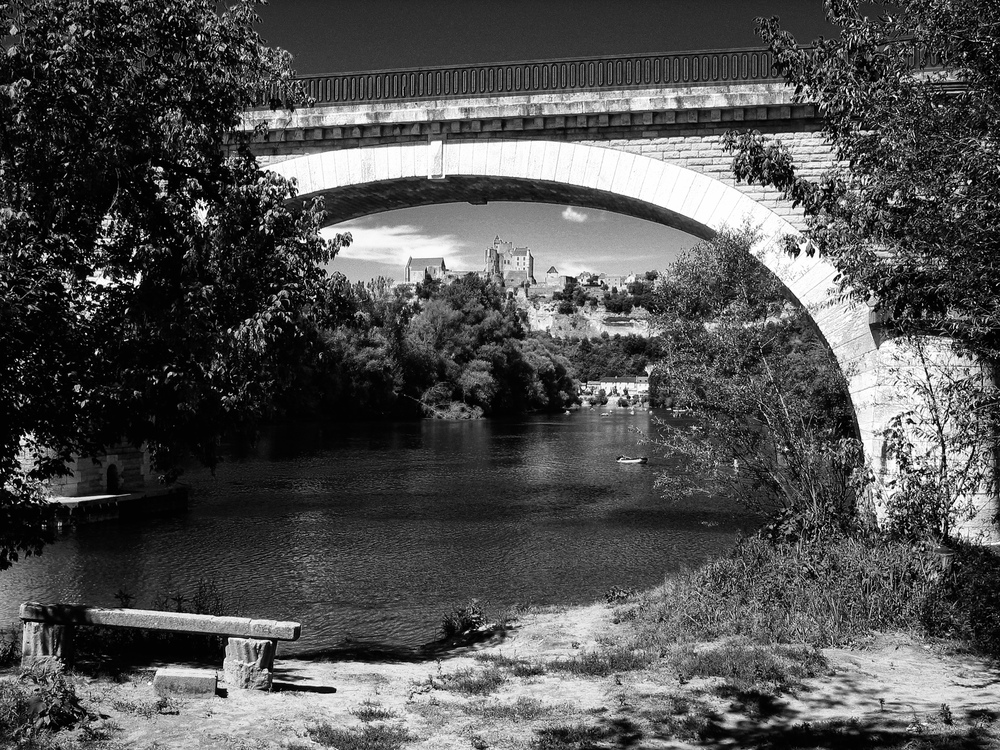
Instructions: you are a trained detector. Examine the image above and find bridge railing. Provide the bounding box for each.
[269,48,785,107]
[260,46,943,108]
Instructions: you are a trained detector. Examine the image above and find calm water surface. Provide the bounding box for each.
[0,410,758,653]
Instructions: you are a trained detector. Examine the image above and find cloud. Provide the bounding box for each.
[322,222,475,267]
[561,206,589,223]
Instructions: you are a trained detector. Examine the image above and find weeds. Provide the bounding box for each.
[669,639,827,692]
[546,647,655,677]
[474,653,546,677]
[440,600,486,639]
[432,667,506,696]
[109,695,176,719]
[467,696,549,721]
[307,722,412,750]
[0,668,89,742]
[629,536,939,649]
[638,691,716,742]
[350,701,398,722]
[532,723,606,750]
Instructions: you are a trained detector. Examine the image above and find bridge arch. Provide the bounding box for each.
[266,139,883,461]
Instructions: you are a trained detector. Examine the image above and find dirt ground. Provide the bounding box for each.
[30,602,1000,749]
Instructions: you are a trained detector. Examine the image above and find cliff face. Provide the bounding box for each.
[521,299,655,338]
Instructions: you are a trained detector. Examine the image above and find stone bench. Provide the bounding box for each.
[20,602,301,691]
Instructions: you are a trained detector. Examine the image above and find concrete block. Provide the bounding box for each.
[153,667,217,697]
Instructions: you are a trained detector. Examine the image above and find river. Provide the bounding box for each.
[0,410,759,654]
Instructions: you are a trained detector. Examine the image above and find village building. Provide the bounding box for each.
[404,256,448,283]
[582,376,650,398]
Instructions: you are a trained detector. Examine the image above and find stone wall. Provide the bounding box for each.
[46,443,152,498]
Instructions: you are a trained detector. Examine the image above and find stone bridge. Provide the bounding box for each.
[241,49,996,536]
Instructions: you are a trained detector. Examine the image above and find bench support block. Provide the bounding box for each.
[21,622,73,669]
[223,637,276,691]
[154,667,217,697]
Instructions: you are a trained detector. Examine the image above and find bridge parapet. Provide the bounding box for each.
[268,47,786,107]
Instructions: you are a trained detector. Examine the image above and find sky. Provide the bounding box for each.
[255,1,837,282]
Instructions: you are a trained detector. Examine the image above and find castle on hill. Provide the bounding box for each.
[485,235,535,286]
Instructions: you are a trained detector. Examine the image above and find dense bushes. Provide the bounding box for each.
[626,535,1000,657]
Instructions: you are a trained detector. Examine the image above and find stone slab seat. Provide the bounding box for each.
[20,602,301,692]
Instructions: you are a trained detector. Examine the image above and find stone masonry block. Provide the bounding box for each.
[223,637,276,691]
[154,667,217,698]
[21,622,72,668]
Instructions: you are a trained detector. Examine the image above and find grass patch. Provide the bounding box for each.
[433,667,506,696]
[110,695,177,718]
[350,701,398,722]
[629,536,942,649]
[546,647,655,677]
[467,696,549,721]
[307,722,412,750]
[637,692,716,742]
[474,653,546,677]
[669,639,827,692]
[532,723,606,750]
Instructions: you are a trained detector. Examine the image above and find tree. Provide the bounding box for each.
[723,1,1000,538]
[0,0,348,569]
[648,230,860,538]
[724,0,1000,357]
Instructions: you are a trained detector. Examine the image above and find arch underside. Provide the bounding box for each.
[268,140,884,461]
[302,176,715,240]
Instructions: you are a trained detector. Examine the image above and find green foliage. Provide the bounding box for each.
[0,0,350,569]
[725,2,1000,357]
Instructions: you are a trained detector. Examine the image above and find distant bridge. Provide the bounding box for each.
[239,48,996,537]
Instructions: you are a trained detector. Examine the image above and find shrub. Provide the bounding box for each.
[632,535,938,649]
[440,600,486,639]
[0,624,18,668]
[0,669,88,740]
[920,542,1000,656]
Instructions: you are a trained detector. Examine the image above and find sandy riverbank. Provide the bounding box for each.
[13,598,999,750]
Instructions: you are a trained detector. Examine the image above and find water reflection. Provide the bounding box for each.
[0,411,759,653]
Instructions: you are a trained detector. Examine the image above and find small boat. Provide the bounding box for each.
[600,412,611,417]
[616,455,648,464]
